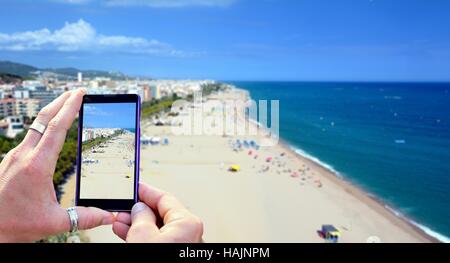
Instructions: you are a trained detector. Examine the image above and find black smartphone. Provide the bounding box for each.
[76,94,140,212]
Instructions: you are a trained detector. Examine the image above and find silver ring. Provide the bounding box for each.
[66,207,79,233]
[29,120,47,135]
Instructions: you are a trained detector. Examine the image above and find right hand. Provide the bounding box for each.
[112,183,203,243]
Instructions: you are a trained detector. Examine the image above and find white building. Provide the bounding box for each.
[78,72,83,83]
[13,90,30,99]
[22,81,43,90]
[82,128,120,142]
[0,116,24,138]
[151,85,161,100]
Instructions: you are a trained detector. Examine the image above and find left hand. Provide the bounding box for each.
[0,89,114,242]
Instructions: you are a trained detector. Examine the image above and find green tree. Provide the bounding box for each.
[1,140,11,153]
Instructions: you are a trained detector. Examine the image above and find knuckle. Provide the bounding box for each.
[68,105,79,118]
[13,141,26,152]
[46,119,60,133]
[162,191,176,202]
[6,149,21,163]
[24,154,45,176]
[183,214,204,233]
[37,108,50,122]
[128,223,149,237]
[191,216,204,234]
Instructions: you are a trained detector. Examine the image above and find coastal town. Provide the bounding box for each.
[0,69,214,141]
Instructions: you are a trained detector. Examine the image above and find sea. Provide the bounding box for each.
[228,81,450,242]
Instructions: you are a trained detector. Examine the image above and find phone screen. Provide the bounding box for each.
[77,95,140,211]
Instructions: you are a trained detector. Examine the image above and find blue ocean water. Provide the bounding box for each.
[229,81,450,242]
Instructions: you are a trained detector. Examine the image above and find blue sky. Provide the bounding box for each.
[0,0,449,81]
[84,103,136,129]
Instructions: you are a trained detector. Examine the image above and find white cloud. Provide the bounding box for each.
[0,19,185,56]
[52,0,236,7]
[84,105,111,116]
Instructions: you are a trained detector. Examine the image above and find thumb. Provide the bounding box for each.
[53,206,115,234]
[76,207,115,230]
[127,202,160,242]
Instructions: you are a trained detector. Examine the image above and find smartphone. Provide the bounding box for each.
[76,94,140,212]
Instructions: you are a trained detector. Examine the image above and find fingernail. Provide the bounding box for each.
[131,202,147,217]
[78,88,87,95]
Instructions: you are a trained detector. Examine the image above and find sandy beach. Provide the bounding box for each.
[80,130,135,200]
[60,89,435,243]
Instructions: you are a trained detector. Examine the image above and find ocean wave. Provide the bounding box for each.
[292,144,450,243]
[384,205,450,243]
[412,222,450,243]
[289,146,343,178]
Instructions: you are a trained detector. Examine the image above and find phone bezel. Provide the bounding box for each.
[75,94,140,212]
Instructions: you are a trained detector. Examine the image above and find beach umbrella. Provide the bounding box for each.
[229,165,241,172]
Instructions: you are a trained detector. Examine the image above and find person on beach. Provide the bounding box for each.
[0,89,203,243]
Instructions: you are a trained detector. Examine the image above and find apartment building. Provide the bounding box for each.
[0,98,16,119]
[15,99,40,118]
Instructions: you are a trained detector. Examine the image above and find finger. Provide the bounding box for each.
[54,206,114,233]
[159,212,204,243]
[35,88,86,165]
[138,182,186,224]
[126,202,159,242]
[116,212,132,225]
[21,91,72,149]
[76,207,115,230]
[112,222,130,241]
[138,183,203,242]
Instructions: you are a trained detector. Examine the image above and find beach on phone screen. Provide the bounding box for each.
[80,103,136,200]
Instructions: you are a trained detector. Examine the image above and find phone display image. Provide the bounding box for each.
[80,102,137,200]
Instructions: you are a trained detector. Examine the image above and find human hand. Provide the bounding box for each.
[113,183,203,243]
[0,89,114,242]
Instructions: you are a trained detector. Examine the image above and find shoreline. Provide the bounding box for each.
[239,86,441,243]
[278,140,439,243]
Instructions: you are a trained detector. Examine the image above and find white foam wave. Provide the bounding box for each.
[293,146,450,243]
[385,205,450,243]
[290,146,342,178]
[411,221,450,243]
